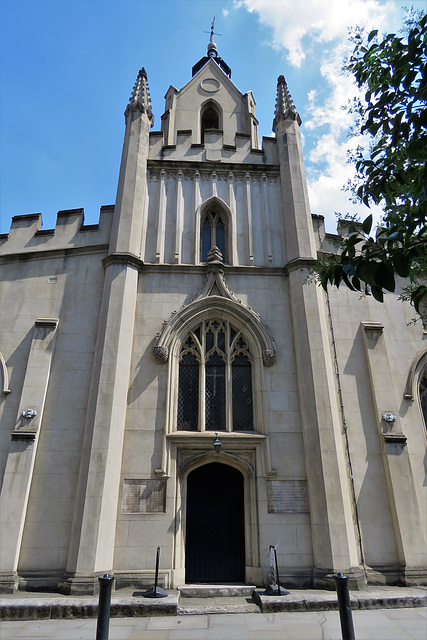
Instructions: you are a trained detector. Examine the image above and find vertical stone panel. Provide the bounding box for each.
[0,319,58,593]
[362,322,427,584]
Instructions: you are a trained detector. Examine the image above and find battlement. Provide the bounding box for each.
[0,205,114,257]
[148,130,278,165]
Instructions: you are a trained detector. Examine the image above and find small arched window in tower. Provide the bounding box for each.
[177,320,253,432]
[201,104,220,142]
[420,367,427,429]
[201,212,226,262]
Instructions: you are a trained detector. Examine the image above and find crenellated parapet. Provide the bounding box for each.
[0,205,114,257]
[148,129,278,165]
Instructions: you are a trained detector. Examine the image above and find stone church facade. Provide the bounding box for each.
[0,36,426,595]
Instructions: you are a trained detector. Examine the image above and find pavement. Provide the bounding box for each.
[0,586,426,639]
[1,585,427,620]
[0,608,426,639]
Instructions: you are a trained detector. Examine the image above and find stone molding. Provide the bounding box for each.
[102,252,144,270]
[404,345,427,400]
[0,244,109,264]
[147,160,280,178]
[153,266,276,366]
[284,257,317,274]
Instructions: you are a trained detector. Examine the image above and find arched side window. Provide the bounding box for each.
[177,319,253,432]
[201,103,220,142]
[420,367,427,429]
[201,211,226,262]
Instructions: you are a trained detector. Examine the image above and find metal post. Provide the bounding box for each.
[96,573,114,640]
[334,573,355,640]
[154,546,160,593]
[274,547,281,596]
[264,545,289,596]
[144,546,168,597]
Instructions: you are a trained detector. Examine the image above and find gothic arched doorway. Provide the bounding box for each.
[185,462,245,583]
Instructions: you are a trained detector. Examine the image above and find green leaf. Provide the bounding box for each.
[362,214,373,234]
[411,285,427,313]
[370,285,384,303]
[375,261,396,292]
[391,252,411,278]
[351,275,361,291]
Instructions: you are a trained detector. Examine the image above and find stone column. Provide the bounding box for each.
[274,76,364,587]
[362,322,427,585]
[63,69,153,594]
[287,267,364,587]
[0,319,58,593]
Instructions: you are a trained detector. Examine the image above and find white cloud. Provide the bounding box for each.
[236,0,401,231]
[306,132,384,232]
[235,0,397,67]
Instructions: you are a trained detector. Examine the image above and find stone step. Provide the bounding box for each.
[177,584,256,598]
[178,596,260,615]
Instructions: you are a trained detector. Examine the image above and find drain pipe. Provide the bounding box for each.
[316,220,368,582]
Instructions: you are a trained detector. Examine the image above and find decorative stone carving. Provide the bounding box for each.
[153,345,169,364]
[126,67,154,125]
[263,349,276,367]
[153,267,276,366]
[207,246,223,263]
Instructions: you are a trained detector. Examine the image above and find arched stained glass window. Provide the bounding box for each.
[232,349,253,432]
[177,338,200,431]
[205,351,226,431]
[201,212,226,262]
[177,320,253,432]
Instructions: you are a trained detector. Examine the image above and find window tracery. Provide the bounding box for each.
[177,319,253,432]
[201,211,226,261]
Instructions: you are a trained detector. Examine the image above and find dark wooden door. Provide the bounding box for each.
[185,462,245,583]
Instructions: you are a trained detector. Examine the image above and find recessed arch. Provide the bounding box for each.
[200,99,222,143]
[185,462,245,582]
[404,346,427,400]
[154,293,276,369]
[194,196,235,266]
[404,346,427,433]
[173,452,261,585]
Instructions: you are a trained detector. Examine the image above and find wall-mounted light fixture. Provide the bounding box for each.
[214,432,222,454]
[21,409,37,419]
[382,413,396,423]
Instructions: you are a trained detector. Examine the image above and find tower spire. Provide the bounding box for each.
[206,16,221,59]
[273,75,301,131]
[126,67,154,125]
[193,18,231,78]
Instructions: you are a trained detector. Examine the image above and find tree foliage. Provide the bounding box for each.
[316,13,427,312]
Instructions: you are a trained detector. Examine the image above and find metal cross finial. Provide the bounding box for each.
[204,17,221,42]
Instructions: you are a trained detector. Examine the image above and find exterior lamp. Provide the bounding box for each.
[214,432,222,454]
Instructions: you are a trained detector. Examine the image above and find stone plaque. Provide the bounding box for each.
[267,480,309,513]
[122,479,166,514]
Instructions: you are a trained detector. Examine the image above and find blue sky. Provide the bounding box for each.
[0,0,424,234]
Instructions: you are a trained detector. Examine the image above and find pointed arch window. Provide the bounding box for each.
[201,104,220,142]
[420,367,427,429]
[177,319,253,432]
[201,211,226,262]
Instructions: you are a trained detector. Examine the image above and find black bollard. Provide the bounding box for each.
[144,547,168,597]
[96,573,114,640]
[334,573,355,640]
[264,546,290,596]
